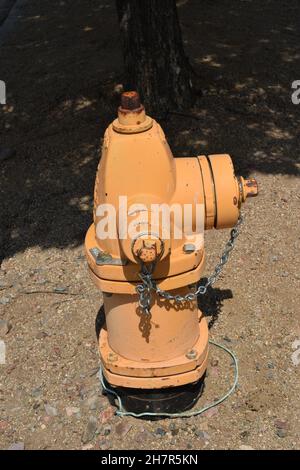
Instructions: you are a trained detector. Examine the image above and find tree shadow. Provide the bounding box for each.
[169,0,300,177]
[0,0,299,263]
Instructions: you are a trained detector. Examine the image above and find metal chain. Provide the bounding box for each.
[136,214,244,314]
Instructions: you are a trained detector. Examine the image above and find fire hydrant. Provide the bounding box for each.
[85,91,258,414]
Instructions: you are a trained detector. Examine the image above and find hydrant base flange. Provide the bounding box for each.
[99,315,209,389]
[101,352,208,389]
[102,373,206,415]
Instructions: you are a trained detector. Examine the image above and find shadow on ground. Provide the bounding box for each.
[0,0,299,262]
[197,282,233,329]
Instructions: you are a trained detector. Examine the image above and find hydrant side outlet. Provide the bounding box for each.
[85,92,258,406]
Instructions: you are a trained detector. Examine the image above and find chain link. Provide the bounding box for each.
[136,214,244,314]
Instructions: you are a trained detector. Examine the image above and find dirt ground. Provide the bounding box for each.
[0,0,299,451]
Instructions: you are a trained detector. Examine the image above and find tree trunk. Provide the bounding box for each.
[115,0,194,115]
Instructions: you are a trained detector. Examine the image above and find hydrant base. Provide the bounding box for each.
[102,372,206,416]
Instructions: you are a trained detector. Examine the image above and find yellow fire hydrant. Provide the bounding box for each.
[85,91,258,414]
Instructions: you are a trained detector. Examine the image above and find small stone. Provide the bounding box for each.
[281,307,292,316]
[239,445,254,450]
[194,430,210,440]
[99,405,115,424]
[7,442,24,450]
[44,404,58,417]
[267,362,275,369]
[202,407,218,418]
[154,427,166,437]
[211,358,219,367]
[0,420,9,433]
[0,319,12,336]
[115,421,132,437]
[0,297,10,305]
[36,331,48,340]
[274,419,288,430]
[54,286,69,293]
[276,429,287,438]
[82,416,97,444]
[31,387,43,398]
[291,340,300,366]
[240,430,250,439]
[103,425,111,436]
[134,429,152,444]
[0,147,16,163]
[66,406,80,417]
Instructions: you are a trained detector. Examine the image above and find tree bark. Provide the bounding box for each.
[115,0,194,115]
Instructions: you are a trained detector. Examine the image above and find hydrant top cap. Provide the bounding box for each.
[113,91,153,133]
[121,91,141,110]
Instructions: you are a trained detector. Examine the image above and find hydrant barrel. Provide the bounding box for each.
[103,288,202,363]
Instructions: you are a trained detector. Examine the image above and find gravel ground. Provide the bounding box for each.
[0,0,299,450]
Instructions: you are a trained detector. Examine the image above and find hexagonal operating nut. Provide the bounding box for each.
[120,91,141,110]
[185,349,197,360]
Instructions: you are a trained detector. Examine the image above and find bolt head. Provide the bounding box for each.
[186,349,197,360]
[183,243,196,254]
